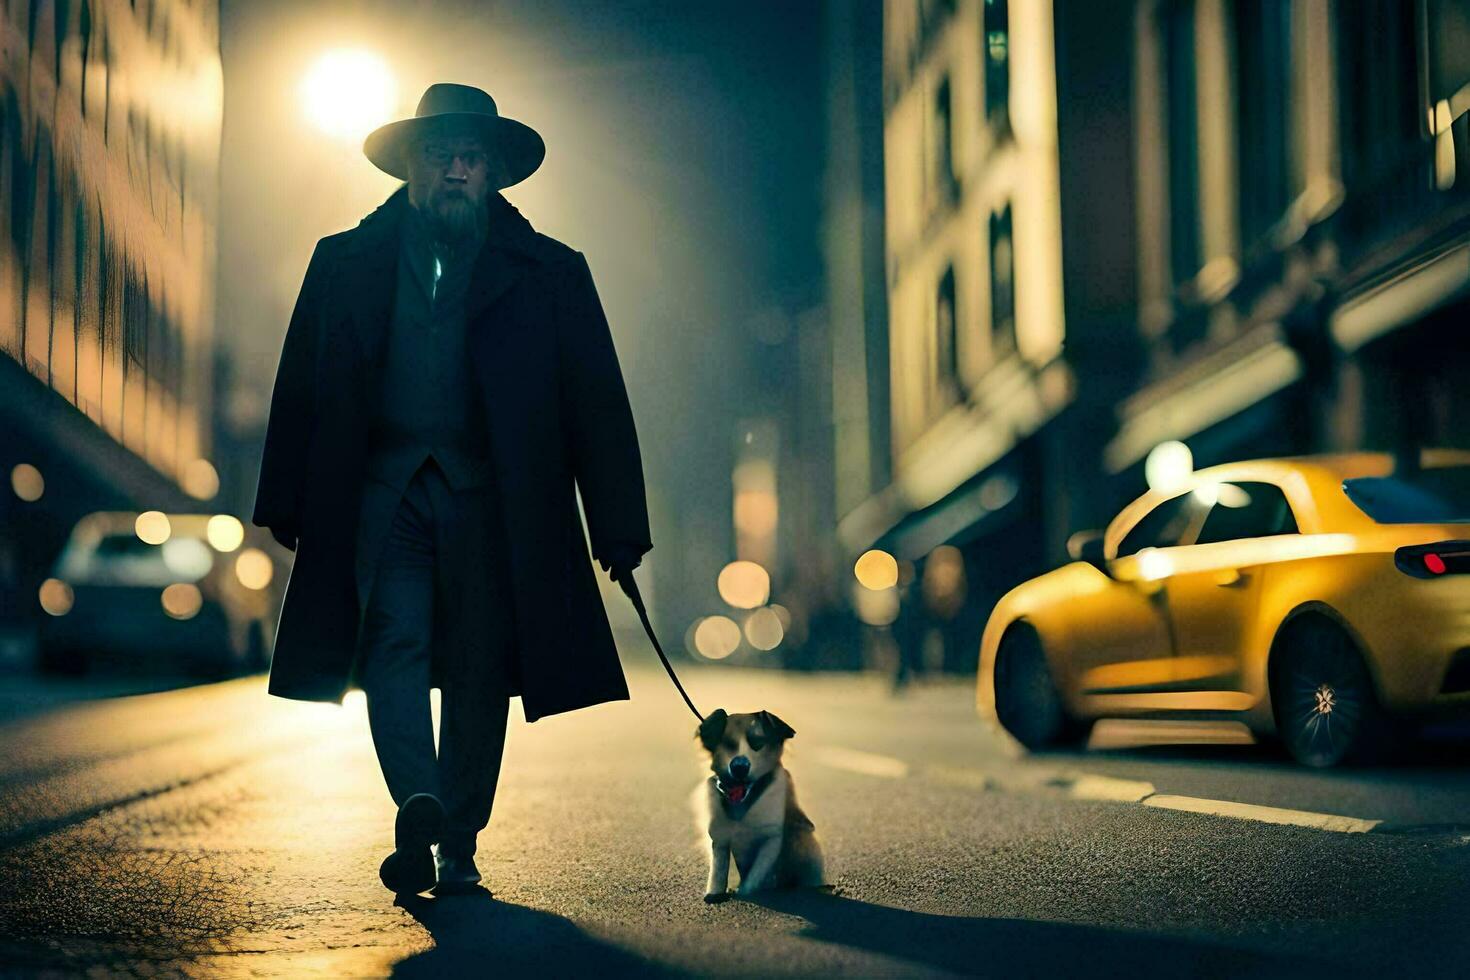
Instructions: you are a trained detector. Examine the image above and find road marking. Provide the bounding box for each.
[808,746,910,779]
[1142,794,1383,833]
[1065,774,1157,803]
[812,746,1388,837]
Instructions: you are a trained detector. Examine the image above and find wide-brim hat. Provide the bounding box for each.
[363,83,545,188]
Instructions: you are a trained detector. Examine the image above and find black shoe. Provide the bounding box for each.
[379,793,445,895]
[432,846,483,895]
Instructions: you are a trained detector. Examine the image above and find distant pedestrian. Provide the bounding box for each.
[253,83,652,896]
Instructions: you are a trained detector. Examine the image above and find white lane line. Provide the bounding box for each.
[808,746,911,779]
[1142,794,1383,833]
[809,747,1385,836]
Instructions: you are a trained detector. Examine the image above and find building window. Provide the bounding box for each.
[989,203,1014,354]
[1162,0,1201,287]
[936,263,960,397]
[920,0,958,45]
[1233,0,1292,252]
[123,265,146,366]
[1426,0,1470,110]
[929,75,958,211]
[983,0,1009,133]
[1336,0,1420,194]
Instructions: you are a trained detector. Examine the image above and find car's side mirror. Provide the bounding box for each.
[1067,530,1110,576]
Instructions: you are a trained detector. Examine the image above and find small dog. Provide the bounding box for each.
[692,708,825,902]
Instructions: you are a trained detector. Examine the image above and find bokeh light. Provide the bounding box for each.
[235,548,274,590]
[854,549,899,590]
[1136,548,1173,582]
[694,615,742,659]
[1145,440,1193,493]
[717,560,770,609]
[10,463,43,502]
[135,511,172,545]
[684,617,706,658]
[301,48,397,141]
[162,537,214,580]
[207,515,245,552]
[853,582,899,626]
[161,583,203,620]
[922,545,966,618]
[733,489,779,537]
[38,578,73,616]
[744,607,784,650]
[182,459,220,500]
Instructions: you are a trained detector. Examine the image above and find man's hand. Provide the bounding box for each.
[597,543,644,586]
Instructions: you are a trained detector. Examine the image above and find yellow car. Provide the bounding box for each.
[977,451,1470,766]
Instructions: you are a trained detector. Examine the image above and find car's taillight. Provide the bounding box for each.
[1395,541,1470,578]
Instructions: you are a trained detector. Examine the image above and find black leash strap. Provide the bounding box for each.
[617,571,705,722]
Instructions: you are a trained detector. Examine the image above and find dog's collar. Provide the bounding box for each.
[714,770,775,819]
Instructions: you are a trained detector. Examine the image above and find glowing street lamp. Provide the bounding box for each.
[300,49,397,142]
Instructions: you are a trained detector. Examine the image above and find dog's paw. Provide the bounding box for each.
[703,891,731,904]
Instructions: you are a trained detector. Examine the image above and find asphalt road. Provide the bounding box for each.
[1,652,1468,978]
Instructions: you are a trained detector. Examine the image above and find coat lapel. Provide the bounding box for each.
[340,189,404,369]
[341,187,544,353]
[464,195,542,323]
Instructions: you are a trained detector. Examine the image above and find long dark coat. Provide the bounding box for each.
[252,186,652,722]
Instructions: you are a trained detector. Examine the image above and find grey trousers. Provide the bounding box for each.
[354,456,514,857]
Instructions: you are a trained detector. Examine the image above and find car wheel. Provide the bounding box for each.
[993,623,1084,750]
[1269,617,1391,768]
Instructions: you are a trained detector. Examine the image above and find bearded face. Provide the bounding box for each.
[405,129,500,249]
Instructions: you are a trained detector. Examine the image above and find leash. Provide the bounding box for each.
[617,571,705,723]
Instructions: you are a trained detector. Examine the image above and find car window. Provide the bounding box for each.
[1194,481,1299,544]
[94,534,159,558]
[55,531,213,586]
[1116,492,1205,557]
[1342,466,1470,523]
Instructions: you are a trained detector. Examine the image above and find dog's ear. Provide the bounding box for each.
[759,710,796,742]
[697,709,728,750]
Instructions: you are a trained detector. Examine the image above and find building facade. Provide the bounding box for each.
[837,0,1088,672]
[0,0,222,633]
[1116,0,1470,484]
[849,0,1470,675]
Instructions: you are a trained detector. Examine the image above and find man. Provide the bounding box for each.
[252,83,652,896]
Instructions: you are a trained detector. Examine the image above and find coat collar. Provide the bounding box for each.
[339,186,549,359]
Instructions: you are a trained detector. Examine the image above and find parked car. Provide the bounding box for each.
[36,512,279,679]
[977,451,1470,767]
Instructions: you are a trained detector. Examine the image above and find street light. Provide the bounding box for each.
[300,48,397,142]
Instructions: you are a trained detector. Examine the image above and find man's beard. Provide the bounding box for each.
[418,188,488,256]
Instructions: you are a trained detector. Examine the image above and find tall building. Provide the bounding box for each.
[851,0,1470,675]
[841,0,1094,671]
[1115,0,1470,483]
[0,1,223,631]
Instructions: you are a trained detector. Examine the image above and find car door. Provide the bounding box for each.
[1161,480,1299,694]
[1072,490,1203,697]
